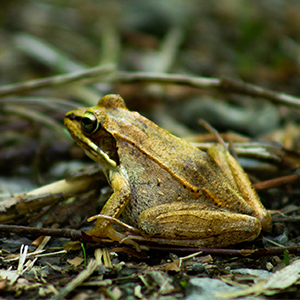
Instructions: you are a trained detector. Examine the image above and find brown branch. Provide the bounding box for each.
[220,77,300,109]
[1,68,300,109]
[0,225,119,247]
[2,225,300,258]
[253,174,300,191]
[0,168,106,223]
[0,65,114,97]
[115,71,220,88]
[116,72,300,109]
[0,225,91,241]
[272,215,300,223]
[148,245,300,257]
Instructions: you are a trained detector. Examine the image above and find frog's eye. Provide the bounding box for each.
[81,111,99,134]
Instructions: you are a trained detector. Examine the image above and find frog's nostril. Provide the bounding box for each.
[66,112,82,122]
[67,112,76,120]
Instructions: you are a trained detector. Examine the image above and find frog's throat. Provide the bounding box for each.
[84,140,117,168]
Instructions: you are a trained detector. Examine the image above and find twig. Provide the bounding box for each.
[17,245,28,275]
[0,65,114,97]
[198,120,227,149]
[0,225,92,242]
[102,248,112,268]
[253,174,300,191]
[115,71,220,88]
[0,173,103,223]
[0,194,65,223]
[88,214,141,234]
[178,251,203,268]
[4,249,67,262]
[262,237,285,247]
[220,77,300,109]
[1,225,300,258]
[1,69,300,109]
[9,245,28,285]
[0,224,119,247]
[272,215,300,223]
[3,105,65,139]
[115,72,300,109]
[194,141,284,162]
[50,259,98,300]
[148,245,300,257]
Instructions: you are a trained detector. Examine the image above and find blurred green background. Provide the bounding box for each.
[2,1,300,89]
[1,0,300,186]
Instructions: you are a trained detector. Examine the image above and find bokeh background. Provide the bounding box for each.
[1,0,300,187]
[1,4,300,299]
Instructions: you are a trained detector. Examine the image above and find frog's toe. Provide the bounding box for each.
[105,226,143,251]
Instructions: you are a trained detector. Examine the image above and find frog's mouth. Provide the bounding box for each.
[83,139,117,169]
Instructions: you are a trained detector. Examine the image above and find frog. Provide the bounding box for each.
[64,94,272,248]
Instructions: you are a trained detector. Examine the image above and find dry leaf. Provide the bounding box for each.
[110,286,123,300]
[165,260,181,273]
[67,256,84,267]
[217,259,300,298]
[263,259,300,295]
[64,241,82,251]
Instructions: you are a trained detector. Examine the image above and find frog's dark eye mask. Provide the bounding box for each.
[78,110,120,167]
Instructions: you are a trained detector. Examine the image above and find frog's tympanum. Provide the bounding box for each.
[64,94,272,248]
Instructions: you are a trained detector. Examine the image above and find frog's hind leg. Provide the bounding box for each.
[138,202,262,248]
[208,143,272,231]
[200,120,272,231]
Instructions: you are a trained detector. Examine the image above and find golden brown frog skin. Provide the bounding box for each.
[64,94,272,248]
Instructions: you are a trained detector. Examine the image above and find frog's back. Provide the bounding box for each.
[104,107,251,227]
[107,107,213,188]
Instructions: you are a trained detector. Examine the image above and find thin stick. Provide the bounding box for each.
[2,69,300,109]
[253,174,300,191]
[50,260,98,300]
[0,65,114,97]
[147,245,300,257]
[116,72,300,109]
[198,119,227,148]
[0,225,90,241]
[88,214,141,234]
[115,71,220,88]
[2,225,300,258]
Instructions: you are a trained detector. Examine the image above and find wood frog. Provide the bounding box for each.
[64,94,272,248]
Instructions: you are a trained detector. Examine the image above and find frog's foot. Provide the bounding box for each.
[88,214,141,235]
[87,214,144,251]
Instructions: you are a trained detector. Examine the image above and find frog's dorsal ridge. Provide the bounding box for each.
[97,94,128,110]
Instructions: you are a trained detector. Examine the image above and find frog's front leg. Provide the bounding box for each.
[138,202,261,248]
[88,167,131,239]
